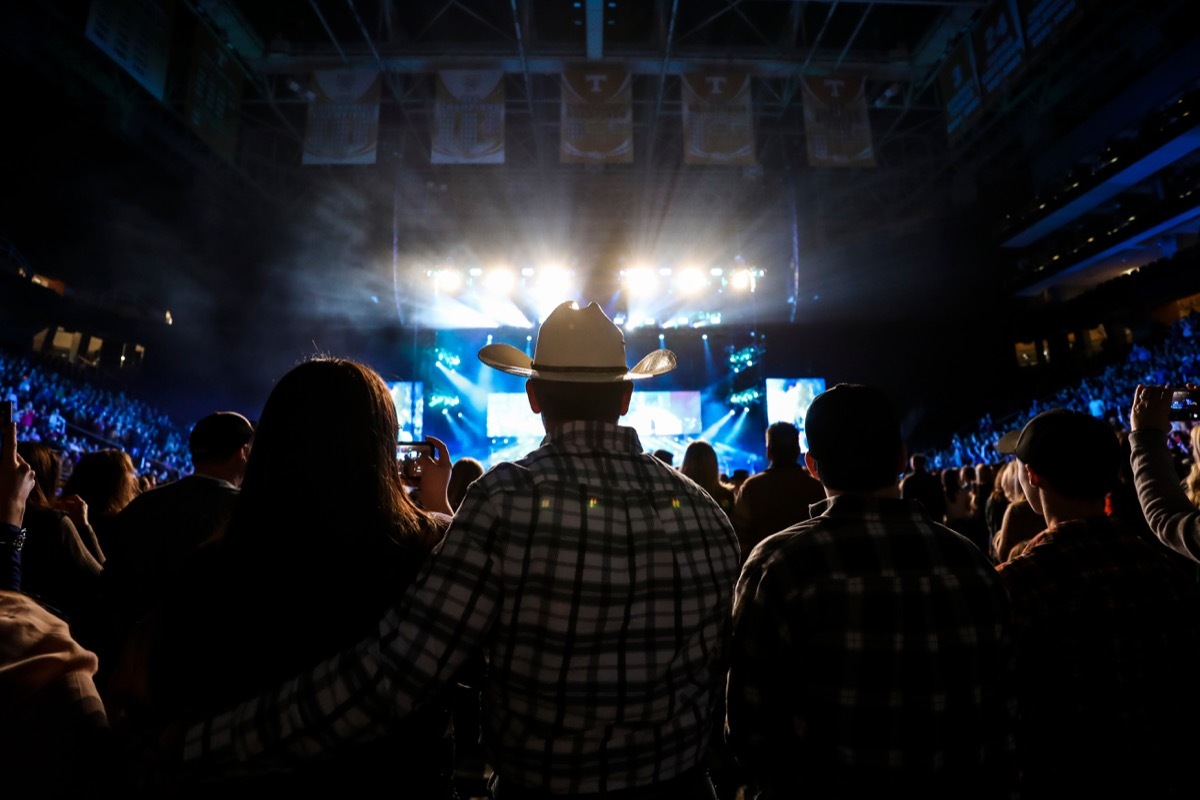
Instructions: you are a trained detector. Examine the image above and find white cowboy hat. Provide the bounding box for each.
[478,301,676,382]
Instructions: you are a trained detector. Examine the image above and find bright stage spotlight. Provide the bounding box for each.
[675,267,707,295]
[622,266,658,297]
[432,269,464,294]
[483,268,517,296]
[532,266,574,321]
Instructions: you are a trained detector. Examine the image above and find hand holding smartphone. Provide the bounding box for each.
[398,441,433,485]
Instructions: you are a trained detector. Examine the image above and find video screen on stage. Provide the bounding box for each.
[486,390,703,440]
[625,391,702,437]
[487,392,545,439]
[388,381,424,441]
[765,378,826,451]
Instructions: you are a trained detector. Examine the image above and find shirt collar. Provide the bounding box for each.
[810,493,927,520]
[541,420,645,455]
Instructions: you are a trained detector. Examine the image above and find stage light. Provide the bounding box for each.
[623,267,658,297]
[435,348,461,369]
[710,268,723,276]
[531,266,574,320]
[658,333,665,343]
[486,334,493,344]
[468,268,483,277]
[432,269,464,293]
[429,392,460,408]
[702,334,708,341]
[676,267,707,295]
[484,268,517,295]
[730,266,764,293]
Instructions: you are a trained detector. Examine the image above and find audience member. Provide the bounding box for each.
[652,448,675,467]
[446,456,485,512]
[169,302,741,798]
[984,461,1013,543]
[60,448,140,554]
[899,452,946,521]
[730,421,824,560]
[1129,383,1200,560]
[727,384,1018,798]
[15,441,104,626]
[995,408,1200,797]
[1185,421,1200,506]
[1,413,127,796]
[102,411,254,625]
[123,356,458,796]
[680,439,736,515]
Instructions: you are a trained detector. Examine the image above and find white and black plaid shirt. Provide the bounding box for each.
[184,421,741,795]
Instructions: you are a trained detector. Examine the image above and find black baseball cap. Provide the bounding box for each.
[995,409,1119,499]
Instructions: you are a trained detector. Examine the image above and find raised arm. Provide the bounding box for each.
[1129,384,1200,562]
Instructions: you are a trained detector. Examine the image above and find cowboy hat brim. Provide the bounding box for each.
[478,343,676,382]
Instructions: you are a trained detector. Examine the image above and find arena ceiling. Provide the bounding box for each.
[1,0,1194,331]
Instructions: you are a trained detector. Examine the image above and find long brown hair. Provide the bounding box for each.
[17,441,62,509]
[1186,424,1200,508]
[62,448,139,517]
[224,356,442,554]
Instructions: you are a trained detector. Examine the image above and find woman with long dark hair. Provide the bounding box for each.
[137,356,457,796]
[681,439,736,515]
[16,441,104,624]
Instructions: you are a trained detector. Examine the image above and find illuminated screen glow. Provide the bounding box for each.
[388,381,424,441]
[765,378,826,451]
[486,390,703,440]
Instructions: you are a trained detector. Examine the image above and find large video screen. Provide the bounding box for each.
[388,381,424,441]
[486,390,703,440]
[625,391,702,437]
[765,378,826,451]
[487,392,544,439]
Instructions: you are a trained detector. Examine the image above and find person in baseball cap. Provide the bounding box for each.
[995,408,1120,500]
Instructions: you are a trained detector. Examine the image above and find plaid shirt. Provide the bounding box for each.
[995,515,1200,793]
[184,421,741,794]
[727,495,1018,798]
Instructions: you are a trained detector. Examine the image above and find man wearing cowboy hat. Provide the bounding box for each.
[175,301,741,799]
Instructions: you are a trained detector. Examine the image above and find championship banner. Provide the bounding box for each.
[682,73,756,166]
[185,25,242,164]
[86,0,172,102]
[432,70,505,164]
[801,76,876,168]
[302,70,381,165]
[972,0,1026,101]
[939,39,984,143]
[560,68,633,164]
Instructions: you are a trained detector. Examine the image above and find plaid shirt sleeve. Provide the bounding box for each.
[725,533,806,786]
[182,481,505,776]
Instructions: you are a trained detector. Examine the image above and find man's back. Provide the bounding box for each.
[728,495,1017,798]
[731,463,825,557]
[456,422,741,792]
[997,516,1200,796]
[103,475,239,620]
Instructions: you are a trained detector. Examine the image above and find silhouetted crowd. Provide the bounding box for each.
[5,300,1200,800]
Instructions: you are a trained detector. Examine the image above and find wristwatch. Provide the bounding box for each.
[0,527,26,551]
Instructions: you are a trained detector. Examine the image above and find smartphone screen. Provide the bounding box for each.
[1170,389,1200,421]
[0,400,11,425]
[397,441,432,481]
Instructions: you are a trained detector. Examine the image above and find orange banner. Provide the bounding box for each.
[802,76,876,168]
[560,68,633,164]
[682,74,756,166]
[432,70,505,164]
[302,70,381,165]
